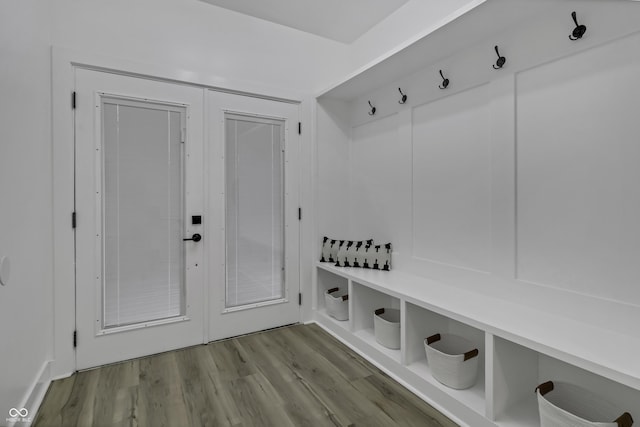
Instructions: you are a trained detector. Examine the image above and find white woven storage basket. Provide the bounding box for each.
[536,381,633,427]
[324,287,349,321]
[373,308,400,349]
[424,333,479,390]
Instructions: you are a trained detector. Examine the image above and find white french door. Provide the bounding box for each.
[74,69,299,368]
[74,69,205,370]
[208,90,300,341]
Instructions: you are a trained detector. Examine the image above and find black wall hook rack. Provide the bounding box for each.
[569,11,587,40]
[398,88,407,104]
[439,70,449,89]
[493,45,506,69]
[368,100,376,116]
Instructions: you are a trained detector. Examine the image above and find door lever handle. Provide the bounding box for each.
[183,233,202,242]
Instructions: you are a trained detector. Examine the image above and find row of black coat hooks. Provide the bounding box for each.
[368,11,587,115]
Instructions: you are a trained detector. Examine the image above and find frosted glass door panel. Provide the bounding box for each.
[103,99,184,328]
[226,114,284,308]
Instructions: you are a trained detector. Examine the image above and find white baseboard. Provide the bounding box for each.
[6,360,53,427]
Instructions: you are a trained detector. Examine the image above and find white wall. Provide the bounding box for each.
[51,0,351,96]
[316,99,352,241]
[317,0,640,326]
[0,0,54,420]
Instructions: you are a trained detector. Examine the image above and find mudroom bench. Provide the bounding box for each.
[312,263,640,427]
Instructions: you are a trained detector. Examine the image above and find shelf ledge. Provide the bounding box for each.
[316,262,640,391]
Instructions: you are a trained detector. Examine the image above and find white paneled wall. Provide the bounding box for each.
[350,113,409,248]
[516,32,640,305]
[412,84,491,273]
[318,2,640,314]
[314,2,640,425]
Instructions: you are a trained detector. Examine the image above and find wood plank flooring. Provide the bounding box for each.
[34,323,458,427]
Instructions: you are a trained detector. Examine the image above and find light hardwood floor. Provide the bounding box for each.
[34,323,458,427]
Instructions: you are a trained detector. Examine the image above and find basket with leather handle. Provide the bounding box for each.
[424,333,480,390]
[536,381,633,427]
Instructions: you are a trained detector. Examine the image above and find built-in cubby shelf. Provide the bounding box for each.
[407,359,486,418]
[404,301,486,417]
[316,268,351,331]
[313,262,640,427]
[353,328,401,364]
[352,282,401,363]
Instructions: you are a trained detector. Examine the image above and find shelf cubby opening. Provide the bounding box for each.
[404,301,486,416]
[492,336,640,427]
[351,281,401,362]
[316,267,350,329]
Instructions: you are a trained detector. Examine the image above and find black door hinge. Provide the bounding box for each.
[298,293,302,306]
[72,92,76,110]
[298,207,302,221]
[72,212,76,229]
[298,122,301,135]
[73,330,77,348]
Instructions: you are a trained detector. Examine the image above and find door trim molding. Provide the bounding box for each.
[66,52,302,104]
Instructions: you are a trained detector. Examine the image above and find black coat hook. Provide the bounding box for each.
[569,11,586,41]
[493,45,506,69]
[368,100,376,116]
[398,88,407,104]
[438,70,449,89]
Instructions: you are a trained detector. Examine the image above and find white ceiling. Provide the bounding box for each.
[199,0,410,43]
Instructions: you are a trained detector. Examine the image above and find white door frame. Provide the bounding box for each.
[51,47,308,378]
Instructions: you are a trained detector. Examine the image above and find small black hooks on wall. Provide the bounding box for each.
[368,100,376,116]
[569,11,587,41]
[398,88,407,104]
[493,45,506,69]
[438,70,449,89]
